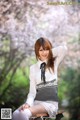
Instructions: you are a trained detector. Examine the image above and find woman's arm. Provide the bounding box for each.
[25,65,36,107]
[52,43,68,66]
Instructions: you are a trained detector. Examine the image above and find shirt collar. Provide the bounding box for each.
[37,59,48,68]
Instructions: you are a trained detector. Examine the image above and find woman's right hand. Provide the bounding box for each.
[19,103,30,111]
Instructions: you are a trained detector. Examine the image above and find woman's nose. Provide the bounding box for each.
[43,50,46,53]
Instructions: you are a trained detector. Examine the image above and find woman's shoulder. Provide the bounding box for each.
[30,63,37,70]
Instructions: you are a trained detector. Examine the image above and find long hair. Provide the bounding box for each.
[35,37,56,72]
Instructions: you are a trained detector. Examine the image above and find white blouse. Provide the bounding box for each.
[26,45,68,106]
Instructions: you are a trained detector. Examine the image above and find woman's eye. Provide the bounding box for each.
[39,49,43,51]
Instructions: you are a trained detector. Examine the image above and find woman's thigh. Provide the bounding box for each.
[28,104,48,116]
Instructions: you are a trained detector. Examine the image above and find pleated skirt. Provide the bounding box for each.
[34,100,58,118]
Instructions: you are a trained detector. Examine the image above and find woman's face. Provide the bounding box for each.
[38,46,49,61]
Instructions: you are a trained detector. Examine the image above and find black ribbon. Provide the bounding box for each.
[40,62,46,84]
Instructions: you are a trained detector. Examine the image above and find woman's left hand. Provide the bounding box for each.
[19,103,30,111]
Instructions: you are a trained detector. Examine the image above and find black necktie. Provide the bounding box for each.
[40,62,46,84]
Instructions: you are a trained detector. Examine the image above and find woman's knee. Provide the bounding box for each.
[12,110,20,120]
[22,109,32,117]
[12,109,32,120]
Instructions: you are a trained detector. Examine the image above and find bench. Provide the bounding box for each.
[33,110,64,120]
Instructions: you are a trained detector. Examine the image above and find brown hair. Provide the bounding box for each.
[35,37,56,72]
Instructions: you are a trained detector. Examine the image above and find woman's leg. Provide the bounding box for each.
[12,104,47,120]
[28,104,48,116]
[12,108,32,120]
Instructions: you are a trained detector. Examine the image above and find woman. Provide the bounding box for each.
[12,37,68,120]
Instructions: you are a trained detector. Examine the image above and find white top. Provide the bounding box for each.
[26,45,68,106]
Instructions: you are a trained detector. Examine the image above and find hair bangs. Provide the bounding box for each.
[43,41,52,50]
